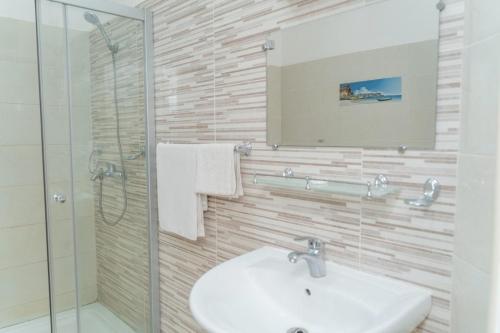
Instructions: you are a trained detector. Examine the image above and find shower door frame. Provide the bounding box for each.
[34,0,159,332]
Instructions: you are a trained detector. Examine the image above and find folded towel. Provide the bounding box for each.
[157,143,205,240]
[195,144,244,198]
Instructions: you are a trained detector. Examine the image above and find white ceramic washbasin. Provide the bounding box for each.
[190,247,431,333]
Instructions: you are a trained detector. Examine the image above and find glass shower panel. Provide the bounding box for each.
[36,0,79,331]
[0,0,51,331]
[65,5,150,332]
[38,1,150,332]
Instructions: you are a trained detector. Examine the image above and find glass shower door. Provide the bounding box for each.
[36,1,152,332]
[0,0,51,331]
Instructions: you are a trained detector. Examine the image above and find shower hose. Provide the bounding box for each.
[97,52,128,226]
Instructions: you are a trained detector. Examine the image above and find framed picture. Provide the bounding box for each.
[340,77,402,106]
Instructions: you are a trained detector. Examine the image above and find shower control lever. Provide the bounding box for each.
[103,162,126,180]
[52,192,66,204]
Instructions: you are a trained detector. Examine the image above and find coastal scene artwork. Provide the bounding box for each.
[340,77,402,105]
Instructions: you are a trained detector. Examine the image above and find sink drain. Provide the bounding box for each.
[287,328,308,333]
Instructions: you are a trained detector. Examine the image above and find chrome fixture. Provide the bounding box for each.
[52,192,66,204]
[398,145,408,154]
[436,0,446,11]
[367,174,389,198]
[234,142,252,156]
[282,168,294,178]
[90,162,125,181]
[88,148,101,174]
[405,178,440,207]
[305,176,311,190]
[90,168,103,182]
[103,162,125,179]
[374,174,388,189]
[84,12,119,54]
[366,181,373,198]
[287,328,309,333]
[288,236,326,278]
[262,40,275,51]
[272,144,279,151]
[126,146,146,160]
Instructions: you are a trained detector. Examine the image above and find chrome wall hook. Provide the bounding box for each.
[234,142,252,156]
[282,168,294,178]
[366,181,373,198]
[262,40,275,51]
[305,176,311,190]
[404,178,440,208]
[365,175,389,198]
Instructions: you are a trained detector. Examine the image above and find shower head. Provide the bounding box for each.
[84,11,119,54]
[83,11,100,25]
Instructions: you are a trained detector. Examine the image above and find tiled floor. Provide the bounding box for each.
[0,303,134,333]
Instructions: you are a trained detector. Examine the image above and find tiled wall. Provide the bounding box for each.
[451,0,500,331]
[143,0,464,332]
[88,17,151,333]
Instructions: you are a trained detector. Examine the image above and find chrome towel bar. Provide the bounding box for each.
[234,142,252,156]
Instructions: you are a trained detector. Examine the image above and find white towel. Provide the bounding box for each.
[195,144,244,198]
[157,143,205,240]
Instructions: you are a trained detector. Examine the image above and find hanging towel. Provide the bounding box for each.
[157,143,205,240]
[195,143,244,198]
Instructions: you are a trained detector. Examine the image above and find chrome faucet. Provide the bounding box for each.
[288,236,327,278]
[90,162,125,182]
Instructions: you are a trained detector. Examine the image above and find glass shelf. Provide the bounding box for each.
[253,173,398,198]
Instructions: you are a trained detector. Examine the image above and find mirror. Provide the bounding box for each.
[266,0,441,149]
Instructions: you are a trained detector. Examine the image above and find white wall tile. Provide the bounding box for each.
[0,104,41,146]
[455,154,496,273]
[0,146,43,187]
[464,0,500,45]
[0,185,45,228]
[460,35,500,155]
[0,224,46,270]
[451,256,491,333]
[0,299,49,329]
[0,61,38,105]
[0,262,50,309]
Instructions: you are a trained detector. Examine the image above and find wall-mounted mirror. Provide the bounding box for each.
[266,0,441,149]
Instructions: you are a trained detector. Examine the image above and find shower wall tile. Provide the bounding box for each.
[0,104,41,146]
[0,300,50,329]
[0,224,47,270]
[0,146,43,187]
[0,60,39,105]
[142,0,464,332]
[0,185,45,228]
[0,262,50,312]
[0,19,37,63]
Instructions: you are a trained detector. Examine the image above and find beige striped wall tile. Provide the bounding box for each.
[141,0,464,332]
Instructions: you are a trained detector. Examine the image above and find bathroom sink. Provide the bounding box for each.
[190,247,431,333]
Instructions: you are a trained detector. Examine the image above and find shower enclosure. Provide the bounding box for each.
[0,0,158,332]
